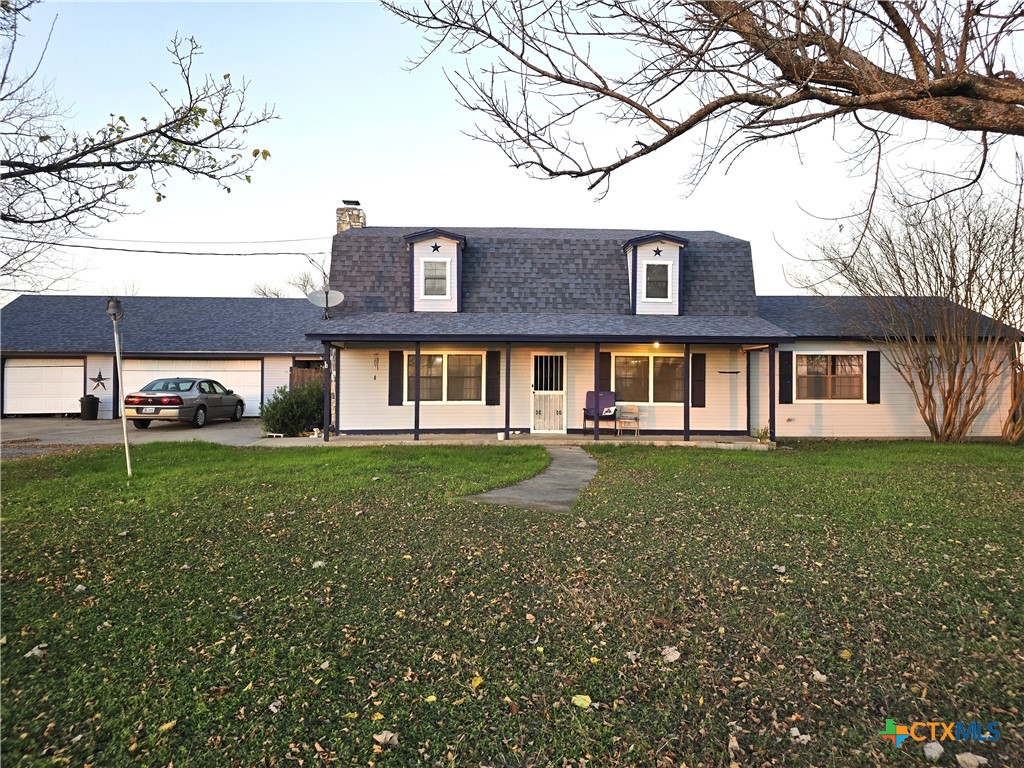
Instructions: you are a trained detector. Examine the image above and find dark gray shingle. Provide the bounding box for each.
[1,296,323,355]
[330,227,758,316]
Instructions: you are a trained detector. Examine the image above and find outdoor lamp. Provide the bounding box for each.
[105,297,124,321]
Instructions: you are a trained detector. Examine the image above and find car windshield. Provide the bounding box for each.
[142,379,196,392]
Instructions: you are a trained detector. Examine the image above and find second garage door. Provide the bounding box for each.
[3,358,85,415]
[123,360,263,416]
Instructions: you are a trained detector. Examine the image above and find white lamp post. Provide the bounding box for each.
[105,297,132,478]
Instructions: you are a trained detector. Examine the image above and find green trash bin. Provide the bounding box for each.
[80,394,100,420]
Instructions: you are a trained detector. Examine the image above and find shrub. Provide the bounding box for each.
[260,383,324,436]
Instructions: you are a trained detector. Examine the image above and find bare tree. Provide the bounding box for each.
[386,1,1024,194]
[1,0,276,293]
[806,181,1024,443]
[252,270,324,299]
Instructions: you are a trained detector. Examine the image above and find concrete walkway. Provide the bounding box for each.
[463,445,598,513]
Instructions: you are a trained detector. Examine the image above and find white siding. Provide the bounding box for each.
[3,358,85,415]
[262,355,313,415]
[760,341,1012,438]
[634,241,680,315]
[85,354,116,419]
[747,348,769,437]
[336,343,748,434]
[412,239,458,313]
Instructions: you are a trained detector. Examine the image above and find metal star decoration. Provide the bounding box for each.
[653,247,662,256]
[431,243,441,252]
[90,371,108,390]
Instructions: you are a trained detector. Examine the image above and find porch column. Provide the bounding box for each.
[504,341,511,440]
[593,342,601,441]
[322,342,331,442]
[683,342,691,442]
[768,343,777,442]
[413,342,421,441]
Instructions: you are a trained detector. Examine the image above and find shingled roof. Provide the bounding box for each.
[758,296,1022,340]
[0,295,323,355]
[329,227,758,317]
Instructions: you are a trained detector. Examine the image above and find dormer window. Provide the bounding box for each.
[623,232,689,315]
[404,229,467,313]
[643,262,670,301]
[423,259,450,298]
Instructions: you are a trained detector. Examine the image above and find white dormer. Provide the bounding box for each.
[404,229,466,312]
[623,233,689,315]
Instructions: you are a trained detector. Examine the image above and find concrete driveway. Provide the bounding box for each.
[0,416,264,459]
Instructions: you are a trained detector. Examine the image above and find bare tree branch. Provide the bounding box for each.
[1,0,277,294]
[802,179,1024,442]
[385,0,1024,194]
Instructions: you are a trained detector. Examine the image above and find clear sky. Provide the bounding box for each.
[10,1,1017,301]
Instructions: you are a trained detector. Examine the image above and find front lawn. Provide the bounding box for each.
[1,442,1021,766]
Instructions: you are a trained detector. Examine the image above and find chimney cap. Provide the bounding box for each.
[341,199,361,206]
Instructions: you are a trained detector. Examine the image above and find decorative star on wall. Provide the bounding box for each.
[652,247,662,256]
[431,243,441,252]
[90,371,108,390]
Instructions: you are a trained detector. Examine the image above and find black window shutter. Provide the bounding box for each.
[691,353,706,407]
[388,350,404,406]
[866,351,881,404]
[485,350,501,405]
[778,350,793,404]
[599,351,612,391]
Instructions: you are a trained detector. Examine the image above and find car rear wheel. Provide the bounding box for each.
[132,419,151,429]
[231,402,244,421]
[192,406,207,428]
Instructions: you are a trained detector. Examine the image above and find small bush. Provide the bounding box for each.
[260,383,324,436]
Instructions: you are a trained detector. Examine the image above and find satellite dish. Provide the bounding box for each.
[307,289,345,319]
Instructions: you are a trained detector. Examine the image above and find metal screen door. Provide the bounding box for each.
[532,354,566,433]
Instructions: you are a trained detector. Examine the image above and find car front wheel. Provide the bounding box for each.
[192,406,207,428]
[132,419,151,429]
[231,402,244,421]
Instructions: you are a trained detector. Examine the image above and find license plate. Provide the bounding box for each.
[141,407,156,414]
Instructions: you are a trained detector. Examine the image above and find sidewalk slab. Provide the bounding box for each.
[463,446,598,513]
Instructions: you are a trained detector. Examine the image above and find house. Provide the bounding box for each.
[0,296,323,419]
[2,205,1015,439]
[306,205,1015,440]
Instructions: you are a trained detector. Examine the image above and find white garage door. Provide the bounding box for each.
[4,358,85,415]
[123,359,263,416]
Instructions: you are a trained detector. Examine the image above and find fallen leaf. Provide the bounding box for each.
[372,730,399,747]
[370,712,384,721]
[811,670,828,683]
[661,646,680,663]
[319,661,330,670]
[956,754,988,768]
[571,694,592,708]
[838,649,853,660]
[157,720,177,733]
[525,613,536,624]
[589,656,601,664]
[23,644,48,659]
[268,700,282,714]
[424,695,437,703]
[471,675,484,690]
[312,561,326,569]
[625,650,640,663]
[343,712,358,719]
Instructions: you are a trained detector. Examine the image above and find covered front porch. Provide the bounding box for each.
[307,321,790,443]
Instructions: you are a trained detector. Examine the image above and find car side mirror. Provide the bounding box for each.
[227,389,234,394]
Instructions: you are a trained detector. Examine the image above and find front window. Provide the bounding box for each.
[406,352,483,403]
[423,260,448,297]
[796,354,864,400]
[643,262,670,301]
[614,354,684,403]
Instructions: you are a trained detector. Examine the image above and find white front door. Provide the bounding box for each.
[531,353,566,433]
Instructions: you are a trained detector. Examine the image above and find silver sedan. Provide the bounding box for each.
[123,377,245,429]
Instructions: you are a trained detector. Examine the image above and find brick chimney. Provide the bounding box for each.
[336,200,366,232]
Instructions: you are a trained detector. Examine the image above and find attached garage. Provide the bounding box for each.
[3,358,85,415]
[123,359,263,416]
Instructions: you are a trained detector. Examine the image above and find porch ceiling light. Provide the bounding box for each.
[653,341,661,348]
